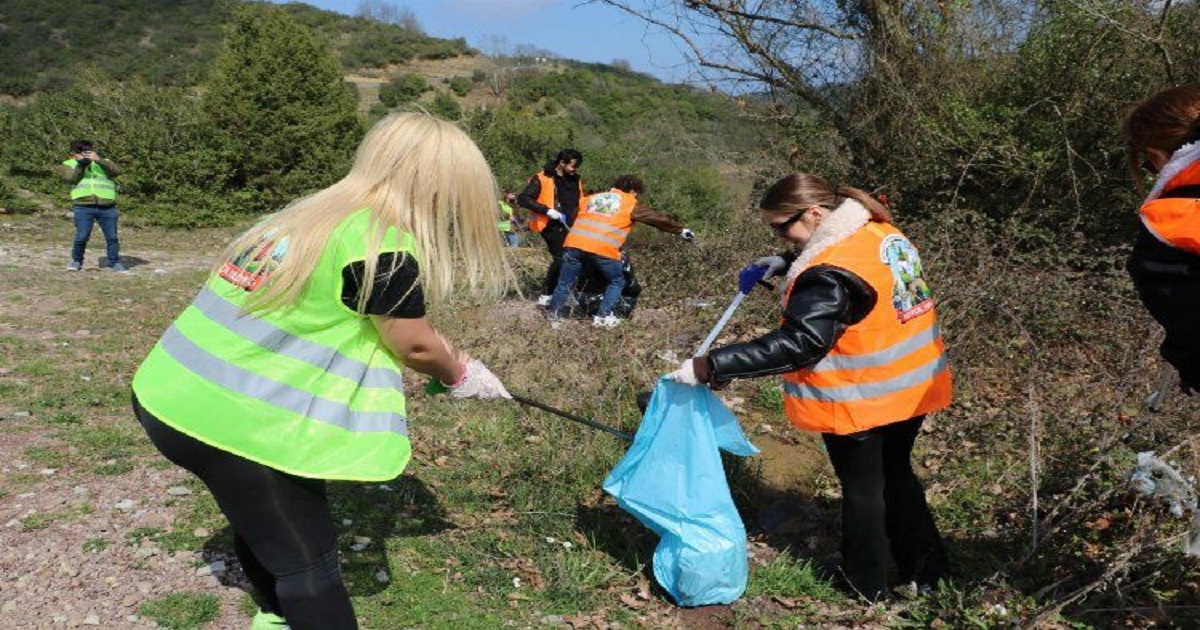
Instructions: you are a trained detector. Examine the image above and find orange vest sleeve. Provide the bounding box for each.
[1141,198,1200,256]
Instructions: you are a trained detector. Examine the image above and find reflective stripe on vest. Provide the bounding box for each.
[157,325,408,434]
[780,222,952,435]
[132,209,414,481]
[63,159,117,202]
[563,190,635,260]
[526,171,583,233]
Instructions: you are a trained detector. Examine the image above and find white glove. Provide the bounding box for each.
[447,360,511,400]
[546,209,565,223]
[666,359,700,386]
[680,228,695,241]
[754,255,788,279]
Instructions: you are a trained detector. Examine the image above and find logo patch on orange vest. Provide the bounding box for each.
[880,235,933,322]
[586,192,622,217]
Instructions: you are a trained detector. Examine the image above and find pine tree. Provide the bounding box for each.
[203,4,361,209]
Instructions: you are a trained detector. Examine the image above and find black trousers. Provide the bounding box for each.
[822,416,948,600]
[539,221,569,296]
[133,396,357,630]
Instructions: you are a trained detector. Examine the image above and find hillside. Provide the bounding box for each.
[0,0,469,97]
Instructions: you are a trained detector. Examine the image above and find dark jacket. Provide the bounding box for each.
[517,165,583,225]
[1127,184,1200,392]
[698,264,877,384]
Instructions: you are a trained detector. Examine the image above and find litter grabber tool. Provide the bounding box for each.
[510,393,634,442]
[694,263,776,356]
[426,375,633,441]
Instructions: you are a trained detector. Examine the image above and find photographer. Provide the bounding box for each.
[59,139,125,272]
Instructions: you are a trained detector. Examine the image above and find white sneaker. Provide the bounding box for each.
[535,295,552,306]
[593,315,620,329]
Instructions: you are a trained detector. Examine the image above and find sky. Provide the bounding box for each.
[268,0,697,83]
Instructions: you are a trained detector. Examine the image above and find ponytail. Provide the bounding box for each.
[761,173,892,223]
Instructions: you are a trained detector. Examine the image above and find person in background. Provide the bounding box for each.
[130,113,511,630]
[546,175,694,328]
[668,172,951,601]
[59,139,125,272]
[498,190,519,247]
[1125,84,1200,396]
[517,149,584,305]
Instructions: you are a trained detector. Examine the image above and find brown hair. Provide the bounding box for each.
[611,174,645,194]
[759,172,892,223]
[1125,84,1200,189]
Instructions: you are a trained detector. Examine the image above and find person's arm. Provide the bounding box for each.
[373,316,465,386]
[58,162,84,184]
[516,176,550,215]
[695,265,877,383]
[630,202,686,234]
[1141,198,1200,256]
[93,158,120,177]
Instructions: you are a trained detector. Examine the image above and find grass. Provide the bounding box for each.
[4,210,1200,627]
[138,592,220,629]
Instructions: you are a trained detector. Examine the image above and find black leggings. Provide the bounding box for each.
[540,221,569,295]
[822,416,948,601]
[133,396,356,630]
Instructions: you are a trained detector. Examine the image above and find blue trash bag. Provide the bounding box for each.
[603,377,759,606]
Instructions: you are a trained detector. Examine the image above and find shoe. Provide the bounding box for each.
[110,262,129,272]
[67,261,82,271]
[593,314,620,328]
[535,295,552,307]
[250,610,289,629]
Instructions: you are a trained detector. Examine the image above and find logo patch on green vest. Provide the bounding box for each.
[220,235,290,291]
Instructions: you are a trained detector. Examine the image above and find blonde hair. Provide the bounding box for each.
[217,112,509,311]
[1125,84,1200,192]
[759,172,892,223]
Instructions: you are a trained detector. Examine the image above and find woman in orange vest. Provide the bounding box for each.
[668,172,951,601]
[1125,84,1200,395]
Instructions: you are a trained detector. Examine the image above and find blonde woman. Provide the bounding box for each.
[130,113,510,630]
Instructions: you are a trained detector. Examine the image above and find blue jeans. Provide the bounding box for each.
[501,231,519,248]
[548,248,626,317]
[72,205,120,266]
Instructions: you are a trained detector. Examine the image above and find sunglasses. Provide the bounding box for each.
[1140,159,1159,175]
[769,211,806,235]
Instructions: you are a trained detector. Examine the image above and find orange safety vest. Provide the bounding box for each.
[781,222,952,435]
[526,171,584,234]
[1140,160,1200,255]
[563,188,637,260]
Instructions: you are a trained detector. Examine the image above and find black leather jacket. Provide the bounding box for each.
[1127,184,1200,392]
[704,264,877,382]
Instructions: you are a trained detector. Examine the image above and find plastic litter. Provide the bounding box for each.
[1128,451,1200,555]
[603,378,759,606]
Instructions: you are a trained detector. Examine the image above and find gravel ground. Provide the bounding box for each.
[1,218,251,629]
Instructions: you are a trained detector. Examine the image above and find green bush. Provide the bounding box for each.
[378,73,430,107]
[449,75,472,97]
[430,91,461,120]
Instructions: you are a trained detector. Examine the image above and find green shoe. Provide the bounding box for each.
[251,611,289,629]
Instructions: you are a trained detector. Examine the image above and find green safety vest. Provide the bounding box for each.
[498,201,514,232]
[132,209,414,481]
[62,159,117,203]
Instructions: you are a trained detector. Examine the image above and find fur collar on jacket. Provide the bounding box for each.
[782,198,873,286]
[1145,141,1200,204]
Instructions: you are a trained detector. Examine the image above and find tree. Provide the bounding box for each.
[203,4,362,209]
[378,72,429,107]
[430,91,461,120]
